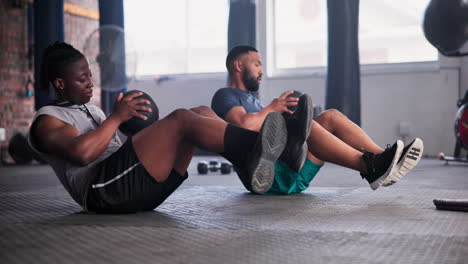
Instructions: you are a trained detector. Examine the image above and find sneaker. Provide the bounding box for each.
[382,138,424,186]
[361,140,404,190]
[247,112,288,193]
[279,94,313,172]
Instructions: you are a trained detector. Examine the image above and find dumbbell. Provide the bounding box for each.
[197,160,233,174]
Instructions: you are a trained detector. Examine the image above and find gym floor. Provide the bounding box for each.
[0,156,467,264]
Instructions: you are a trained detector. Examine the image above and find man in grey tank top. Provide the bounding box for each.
[29,41,300,213]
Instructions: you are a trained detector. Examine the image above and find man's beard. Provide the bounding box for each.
[242,70,260,92]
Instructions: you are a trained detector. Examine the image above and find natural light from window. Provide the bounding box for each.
[273,0,438,69]
[124,0,228,76]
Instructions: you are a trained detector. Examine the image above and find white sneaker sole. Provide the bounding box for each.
[281,94,313,173]
[249,112,287,193]
[297,95,313,171]
[382,138,424,186]
[370,140,404,190]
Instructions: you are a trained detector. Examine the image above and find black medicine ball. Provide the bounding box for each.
[118,90,159,136]
[287,90,304,112]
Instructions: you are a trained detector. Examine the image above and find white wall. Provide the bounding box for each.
[128,74,227,118]
[361,69,459,156]
[129,64,462,157]
[462,56,468,98]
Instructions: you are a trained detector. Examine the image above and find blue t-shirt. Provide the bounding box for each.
[211,88,264,119]
[211,87,321,194]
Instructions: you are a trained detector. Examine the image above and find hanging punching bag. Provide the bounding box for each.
[423,0,468,57]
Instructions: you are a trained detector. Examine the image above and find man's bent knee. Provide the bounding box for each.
[321,109,341,117]
[190,105,211,114]
[317,108,342,121]
[190,105,219,119]
[166,108,192,121]
[315,109,343,129]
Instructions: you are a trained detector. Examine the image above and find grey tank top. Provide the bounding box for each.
[27,104,122,211]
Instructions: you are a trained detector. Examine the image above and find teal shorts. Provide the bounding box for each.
[264,159,322,195]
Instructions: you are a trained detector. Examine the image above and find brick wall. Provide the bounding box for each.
[0,0,100,164]
[0,1,35,163]
[64,0,100,106]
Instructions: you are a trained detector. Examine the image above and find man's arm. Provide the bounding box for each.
[32,92,151,166]
[32,114,123,166]
[225,90,299,131]
[225,106,274,131]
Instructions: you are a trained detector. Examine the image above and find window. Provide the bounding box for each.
[269,0,437,71]
[124,0,228,76]
[273,0,327,69]
[359,0,437,64]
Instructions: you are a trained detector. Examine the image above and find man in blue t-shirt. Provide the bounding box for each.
[211,45,424,194]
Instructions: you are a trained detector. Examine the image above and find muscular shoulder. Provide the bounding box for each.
[213,88,245,101]
[211,88,246,119]
[30,113,78,154]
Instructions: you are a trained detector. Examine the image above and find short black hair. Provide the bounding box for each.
[226,45,258,73]
[40,41,85,92]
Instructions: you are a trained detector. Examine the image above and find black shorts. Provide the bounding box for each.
[87,138,188,214]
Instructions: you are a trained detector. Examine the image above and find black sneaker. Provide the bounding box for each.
[247,112,288,193]
[382,138,424,186]
[279,94,313,172]
[361,140,404,190]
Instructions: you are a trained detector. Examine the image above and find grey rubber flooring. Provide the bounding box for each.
[0,157,467,264]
